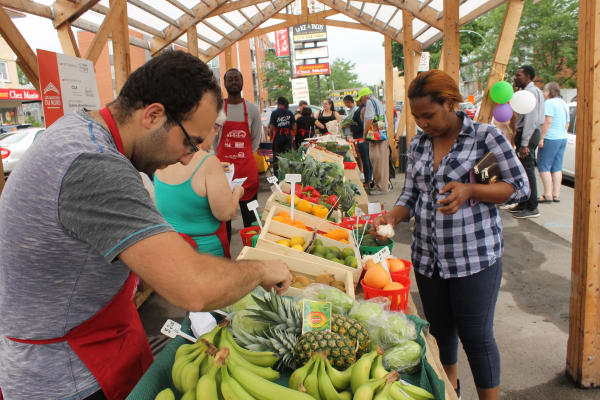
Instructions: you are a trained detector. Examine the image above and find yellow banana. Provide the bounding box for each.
[195,348,227,400]
[324,357,352,391]
[394,380,435,400]
[370,355,388,379]
[221,363,256,400]
[317,354,347,400]
[180,391,196,400]
[228,358,315,400]
[180,351,208,393]
[154,388,175,400]
[289,357,316,391]
[172,346,204,393]
[301,356,321,400]
[226,346,280,381]
[352,377,387,400]
[350,350,379,392]
[221,328,278,367]
[373,382,392,400]
[389,383,413,400]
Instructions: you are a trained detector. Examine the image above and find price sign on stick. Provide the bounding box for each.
[373,246,392,278]
[247,200,262,229]
[161,319,197,343]
[285,174,302,220]
[267,176,282,193]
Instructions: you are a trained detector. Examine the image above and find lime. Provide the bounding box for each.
[344,255,358,268]
[341,248,354,258]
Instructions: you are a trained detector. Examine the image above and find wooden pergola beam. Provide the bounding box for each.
[442,0,460,82]
[73,18,150,50]
[273,8,338,21]
[0,0,52,18]
[187,27,198,57]
[476,0,523,124]
[403,11,417,145]
[384,35,395,146]
[247,16,374,38]
[165,0,194,16]
[384,0,443,31]
[110,0,130,93]
[150,0,228,55]
[128,0,179,27]
[206,0,264,17]
[202,19,230,38]
[84,0,125,63]
[0,5,39,91]
[567,0,600,387]
[92,4,165,38]
[52,0,101,28]
[57,23,81,57]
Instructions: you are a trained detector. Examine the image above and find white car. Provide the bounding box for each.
[0,127,45,176]
[562,102,577,180]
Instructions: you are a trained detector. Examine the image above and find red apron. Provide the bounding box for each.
[216,99,259,201]
[7,107,153,400]
[196,221,231,259]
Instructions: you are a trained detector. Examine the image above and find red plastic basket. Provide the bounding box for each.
[389,259,413,281]
[340,212,388,229]
[239,226,261,247]
[343,161,357,170]
[361,276,411,311]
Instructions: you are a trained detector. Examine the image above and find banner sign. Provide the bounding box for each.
[417,52,430,72]
[328,87,360,109]
[37,49,101,128]
[0,88,40,101]
[292,78,310,105]
[295,63,330,77]
[293,24,327,42]
[275,29,290,56]
[295,46,329,60]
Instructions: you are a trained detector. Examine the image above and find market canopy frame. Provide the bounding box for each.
[0,0,599,390]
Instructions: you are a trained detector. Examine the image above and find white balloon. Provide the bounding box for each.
[510,90,537,114]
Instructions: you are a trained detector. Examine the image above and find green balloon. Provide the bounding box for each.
[490,81,514,104]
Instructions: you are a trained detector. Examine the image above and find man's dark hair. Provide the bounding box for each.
[343,95,354,103]
[112,50,222,125]
[298,100,308,106]
[519,65,536,80]
[224,68,242,82]
[301,106,313,117]
[277,97,289,107]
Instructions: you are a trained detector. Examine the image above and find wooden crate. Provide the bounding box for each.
[306,146,344,165]
[263,191,288,217]
[256,217,363,285]
[237,246,355,298]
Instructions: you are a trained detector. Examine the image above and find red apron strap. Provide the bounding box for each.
[99,107,125,155]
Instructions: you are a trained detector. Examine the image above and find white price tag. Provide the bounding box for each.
[161,319,197,343]
[355,207,365,217]
[246,200,262,229]
[286,174,302,221]
[285,174,302,184]
[266,176,282,192]
[368,202,382,215]
[373,246,391,277]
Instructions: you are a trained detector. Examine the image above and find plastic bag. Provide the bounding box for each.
[383,340,422,373]
[294,283,354,315]
[368,311,418,350]
[349,297,390,323]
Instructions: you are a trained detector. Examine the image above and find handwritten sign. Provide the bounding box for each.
[373,246,391,278]
[161,319,197,343]
[247,200,262,229]
[285,174,302,220]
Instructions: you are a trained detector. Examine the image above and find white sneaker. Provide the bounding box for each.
[500,203,517,210]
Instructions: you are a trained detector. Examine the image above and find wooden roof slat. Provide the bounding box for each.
[57,23,81,57]
[84,0,126,63]
[359,1,366,17]
[52,0,101,28]
[206,0,266,17]
[202,19,230,37]
[196,31,220,47]
[128,0,179,27]
[164,0,194,16]
[92,4,165,38]
[435,0,468,20]
[413,24,429,39]
[220,14,244,33]
[73,18,150,49]
[370,3,382,24]
[254,4,265,16]
[383,7,400,30]
[384,0,443,30]
[419,0,434,11]
[0,0,53,18]
[238,8,253,24]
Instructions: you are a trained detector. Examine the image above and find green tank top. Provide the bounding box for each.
[154,153,224,256]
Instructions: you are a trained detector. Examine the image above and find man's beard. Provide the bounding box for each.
[132,123,173,176]
[226,87,242,96]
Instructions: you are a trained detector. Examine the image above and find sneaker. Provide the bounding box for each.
[368,188,390,195]
[513,208,540,219]
[455,379,461,400]
[508,204,526,213]
[500,203,517,210]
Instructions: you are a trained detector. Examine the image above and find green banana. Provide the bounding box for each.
[324,357,352,391]
[154,388,175,400]
[373,382,392,400]
[389,383,413,400]
[289,357,316,391]
[228,358,315,400]
[350,350,379,392]
[221,363,256,400]
[221,328,278,367]
[195,348,227,400]
[371,355,388,379]
[172,346,204,393]
[352,377,387,400]
[301,356,321,400]
[180,391,196,400]
[175,343,200,361]
[226,346,280,381]
[317,354,347,400]
[339,391,351,400]
[180,351,208,393]
[394,380,435,400]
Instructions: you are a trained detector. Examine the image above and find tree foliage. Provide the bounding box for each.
[262,51,292,102]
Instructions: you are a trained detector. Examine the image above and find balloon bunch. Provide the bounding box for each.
[490,80,537,122]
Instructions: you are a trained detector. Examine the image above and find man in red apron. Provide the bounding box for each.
[0,51,291,400]
[216,69,262,240]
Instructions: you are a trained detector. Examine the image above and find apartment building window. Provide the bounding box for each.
[0,62,9,82]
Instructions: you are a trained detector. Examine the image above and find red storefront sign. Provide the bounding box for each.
[0,88,41,101]
[295,63,330,77]
[275,29,290,56]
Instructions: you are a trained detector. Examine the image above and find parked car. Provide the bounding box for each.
[562,102,577,181]
[459,102,476,119]
[0,127,45,176]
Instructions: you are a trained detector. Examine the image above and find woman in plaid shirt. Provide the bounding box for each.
[374,70,529,400]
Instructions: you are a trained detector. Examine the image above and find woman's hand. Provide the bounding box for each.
[538,138,544,148]
[438,182,473,215]
[233,185,244,197]
[370,205,410,236]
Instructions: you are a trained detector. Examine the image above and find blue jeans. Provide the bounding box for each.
[357,141,372,183]
[537,138,567,173]
[415,261,502,389]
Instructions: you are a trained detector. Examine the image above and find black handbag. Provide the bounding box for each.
[473,152,501,184]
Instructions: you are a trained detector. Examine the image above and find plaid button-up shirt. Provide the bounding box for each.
[396,113,529,278]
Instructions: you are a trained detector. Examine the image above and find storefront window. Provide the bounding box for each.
[0,62,9,82]
[0,108,17,124]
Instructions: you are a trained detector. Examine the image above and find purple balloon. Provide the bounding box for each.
[493,103,513,122]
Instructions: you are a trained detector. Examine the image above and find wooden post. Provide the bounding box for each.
[385,36,395,154]
[187,27,199,57]
[442,0,460,82]
[57,24,81,57]
[224,46,234,70]
[476,0,524,123]
[0,7,39,91]
[403,11,417,145]
[566,0,600,387]
[110,0,131,94]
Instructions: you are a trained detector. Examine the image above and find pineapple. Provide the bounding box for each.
[235,327,297,369]
[331,315,370,357]
[296,330,356,370]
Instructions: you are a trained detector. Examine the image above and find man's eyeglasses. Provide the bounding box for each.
[176,120,200,153]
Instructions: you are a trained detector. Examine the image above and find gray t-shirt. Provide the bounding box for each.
[213,100,262,152]
[0,110,173,399]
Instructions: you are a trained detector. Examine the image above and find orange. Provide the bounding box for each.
[273,216,287,223]
[292,220,307,230]
[364,259,382,271]
[387,258,406,273]
[363,265,391,289]
[277,211,291,219]
[340,239,349,244]
[383,281,405,304]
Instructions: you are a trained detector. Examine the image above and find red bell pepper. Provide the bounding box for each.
[309,196,321,204]
[302,185,316,193]
[327,194,338,206]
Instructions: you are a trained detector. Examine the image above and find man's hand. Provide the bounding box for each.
[258,260,292,294]
[438,182,473,215]
[518,146,530,158]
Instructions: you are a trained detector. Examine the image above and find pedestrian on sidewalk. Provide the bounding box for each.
[358,87,389,194]
[269,96,296,177]
[373,70,529,400]
[537,82,569,203]
[511,65,545,219]
[354,95,373,187]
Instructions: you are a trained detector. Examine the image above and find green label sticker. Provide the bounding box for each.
[302,300,332,334]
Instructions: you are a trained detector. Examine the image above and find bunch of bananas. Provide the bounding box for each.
[154,324,315,400]
[287,348,435,400]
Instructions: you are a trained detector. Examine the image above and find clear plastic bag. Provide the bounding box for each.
[294,283,354,315]
[382,340,422,373]
[367,310,418,350]
[349,297,390,323]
